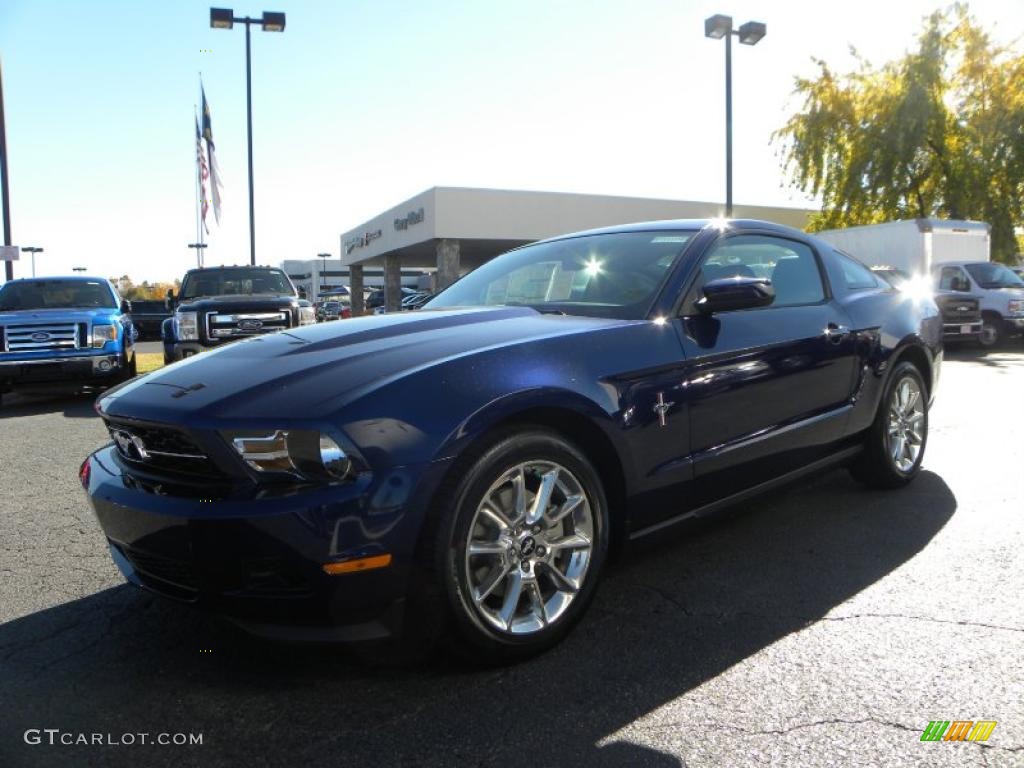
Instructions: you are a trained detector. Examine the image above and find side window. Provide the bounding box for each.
[835,252,883,292]
[698,234,825,308]
[937,266,970,292]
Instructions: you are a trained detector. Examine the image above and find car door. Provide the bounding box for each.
[675,232,860,508]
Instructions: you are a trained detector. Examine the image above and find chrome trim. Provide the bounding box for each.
[0,355,102,368]
[205,311,288,340]
[3,322,80,352]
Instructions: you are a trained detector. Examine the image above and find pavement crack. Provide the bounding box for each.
[813,613,1024,634]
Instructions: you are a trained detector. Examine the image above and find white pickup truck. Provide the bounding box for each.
[816,219,1024,347]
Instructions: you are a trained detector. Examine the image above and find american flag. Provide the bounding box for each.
[195,114,210,233]
[201,85,223,223]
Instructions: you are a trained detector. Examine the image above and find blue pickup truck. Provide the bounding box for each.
[0,276,136,406]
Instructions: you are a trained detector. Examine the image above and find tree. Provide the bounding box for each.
[774,4,1024,262]
[109,277,180,300]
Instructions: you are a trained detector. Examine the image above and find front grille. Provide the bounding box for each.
[120,546,198,592]
[205,311,289,340]
[104,419,226,480]
[936,296,981,324]
[3,322,80,352]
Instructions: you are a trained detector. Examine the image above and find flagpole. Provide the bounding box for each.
[194,105,203,268]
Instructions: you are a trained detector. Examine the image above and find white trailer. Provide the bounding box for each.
[814,219,990,274]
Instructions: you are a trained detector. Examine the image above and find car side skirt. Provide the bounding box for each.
[628,444,863,541]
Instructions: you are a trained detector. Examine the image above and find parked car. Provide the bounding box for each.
[83,219,940,662]
[127,299,171,340]
[871,267,982,344]
[401,292,433,310]
[0,276,136,405]
[930,261,1024,346]
[366,287,419,312]
[161,265,315,364]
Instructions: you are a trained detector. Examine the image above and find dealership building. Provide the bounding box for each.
[338,186,815,311]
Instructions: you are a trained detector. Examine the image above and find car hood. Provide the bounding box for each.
[0,307,120,325]
[99,307,636,422]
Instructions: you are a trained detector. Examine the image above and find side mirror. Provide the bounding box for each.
[120,299,132,313]
[165,289,175,310]
[696,276,775,314]
[954,278,970,292]
[297,286,308,300]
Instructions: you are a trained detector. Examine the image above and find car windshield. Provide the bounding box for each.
[426,231,695,319]
[964,262,1024,289]
[0,279,116,311]
[180,268,293,299]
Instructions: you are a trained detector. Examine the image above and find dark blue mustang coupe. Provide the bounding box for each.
[83,219,941,661]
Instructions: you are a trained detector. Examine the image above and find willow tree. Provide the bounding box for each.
[774,5,1024,261]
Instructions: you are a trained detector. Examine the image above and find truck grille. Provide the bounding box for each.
[104,419,226,480]
[3,322,80,352]
[936,296,981,324]
[205,311,289,340]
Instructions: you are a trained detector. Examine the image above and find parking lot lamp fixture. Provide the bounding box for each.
[704,13,766,216]
[209,8,286,266]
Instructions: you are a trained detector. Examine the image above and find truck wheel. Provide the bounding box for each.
[979,316,1002,348]
[850,361,928,489]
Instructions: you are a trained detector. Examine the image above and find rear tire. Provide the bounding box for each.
[850,361,928,489]
[425,428,610,664]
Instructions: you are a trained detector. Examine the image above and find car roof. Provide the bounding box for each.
[3,275,110,283]
[526,218,809,247]
[183,265,284,275]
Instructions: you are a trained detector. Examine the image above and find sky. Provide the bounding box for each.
[0,0,1020,282]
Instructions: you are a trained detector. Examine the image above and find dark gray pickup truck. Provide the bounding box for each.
[161,266,315,364]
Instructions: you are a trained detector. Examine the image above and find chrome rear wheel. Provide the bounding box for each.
[886,376,925,472]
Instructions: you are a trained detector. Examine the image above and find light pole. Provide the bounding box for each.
[188,242,208,268]
[21,245,42,277]
[318,252,330,296]
[210,8,286,266]
[704,14,766,217]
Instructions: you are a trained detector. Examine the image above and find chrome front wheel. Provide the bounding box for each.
[464,461,595,636]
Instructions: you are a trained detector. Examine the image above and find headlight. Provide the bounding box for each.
[299,306,316,326]
[225,429,354,482]
[174,311,199,340]
[91,324,117,348]
[1009,299,1024,315]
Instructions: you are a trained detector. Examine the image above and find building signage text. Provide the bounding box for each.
[344,229,383,255]
[394,208,425,231]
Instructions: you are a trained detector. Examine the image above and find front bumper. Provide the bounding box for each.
[0,353,125,388]
[941,321,982,340]
[83,445,449,641]
[1006,316,1024,331]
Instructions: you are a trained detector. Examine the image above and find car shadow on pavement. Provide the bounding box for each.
[0,470,955,768]
[0,391,100,419]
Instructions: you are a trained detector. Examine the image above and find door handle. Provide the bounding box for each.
[824,323,849,343]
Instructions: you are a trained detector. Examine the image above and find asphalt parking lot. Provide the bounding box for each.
[1,347,1022,768]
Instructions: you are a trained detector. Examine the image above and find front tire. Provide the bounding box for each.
[850,361,928,489]
[979,316,1002,348]
[431,428,609,663]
